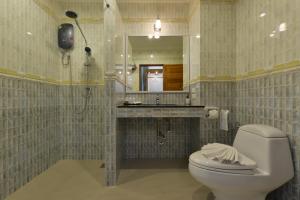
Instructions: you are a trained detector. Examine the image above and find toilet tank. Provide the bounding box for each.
[233,124,293,180]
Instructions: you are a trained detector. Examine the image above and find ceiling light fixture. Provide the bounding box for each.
[148,17,162,40]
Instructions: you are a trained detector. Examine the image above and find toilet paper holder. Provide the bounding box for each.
[204,106,219,119]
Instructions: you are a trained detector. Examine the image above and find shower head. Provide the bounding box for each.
[65,10,88,47]
[65,10,78,19]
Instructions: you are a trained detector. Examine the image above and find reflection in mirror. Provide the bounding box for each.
[126,36,189,92]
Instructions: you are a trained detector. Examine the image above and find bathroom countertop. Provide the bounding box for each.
[117,104,205,108]
[117,104,206,118]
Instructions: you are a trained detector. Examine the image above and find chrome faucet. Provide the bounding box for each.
[156,95,160,105]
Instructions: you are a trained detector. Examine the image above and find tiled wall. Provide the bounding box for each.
[120,1,189,36]
[0,76,60,200]
[56,0,104,21]
[234,0,300,199]
[1,1,298,200]
[0,0,106,197]
[125,92,189,105]
[191,81,237,148]
[104,0,126,186]
[236,70,300,200]
[188,0,236,153]
[0,0,60,81]
[0,78,105,200]
[118,2,189,22]
[116,0,200,166]
[236,0,300,75]
[199,0,236,79]
[59,85,104,160]
[189,0,200,82]
[60,23,104,83]
[121,118,197,160]
[56,0,105,160]
[0,1,60,199]
[190,86,236,150]
[119,93,197,161]
[196,1,300,199]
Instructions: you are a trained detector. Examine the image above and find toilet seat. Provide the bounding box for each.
[189,151,257,175]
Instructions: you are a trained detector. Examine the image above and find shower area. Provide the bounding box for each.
[0,0,198,196]
[0,0,109,199]
[1,0,201,199]
[58,8,105,160]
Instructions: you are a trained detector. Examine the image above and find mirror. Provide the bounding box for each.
[125,36,190,93]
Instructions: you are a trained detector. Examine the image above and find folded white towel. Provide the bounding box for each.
[200,143,249,165]
[220,110,229,131]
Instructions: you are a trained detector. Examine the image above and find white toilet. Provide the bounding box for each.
[189,124,294,200]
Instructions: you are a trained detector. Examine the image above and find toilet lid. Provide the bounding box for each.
[189,151,257,171]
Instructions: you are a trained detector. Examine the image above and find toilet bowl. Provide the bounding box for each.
[189,124,294,200]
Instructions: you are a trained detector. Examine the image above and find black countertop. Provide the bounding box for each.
[117,104,205,108]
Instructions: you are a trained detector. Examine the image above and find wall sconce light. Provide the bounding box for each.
[154,18,162,32]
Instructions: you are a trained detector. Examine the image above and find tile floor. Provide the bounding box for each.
[6,160,213,200]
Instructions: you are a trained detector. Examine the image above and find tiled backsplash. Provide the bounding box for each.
[125,92,189,105]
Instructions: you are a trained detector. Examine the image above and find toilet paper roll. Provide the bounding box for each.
[206,109,219,119]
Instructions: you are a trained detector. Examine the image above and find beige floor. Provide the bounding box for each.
[6,160,213,200]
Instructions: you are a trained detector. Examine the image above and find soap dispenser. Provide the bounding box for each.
[185,94,191,105]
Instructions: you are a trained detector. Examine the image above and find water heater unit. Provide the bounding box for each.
[58,23,74,50]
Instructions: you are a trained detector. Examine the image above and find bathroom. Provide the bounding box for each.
[0,0,299,200]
